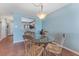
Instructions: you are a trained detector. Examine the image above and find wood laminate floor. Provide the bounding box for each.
[0,35,78,56]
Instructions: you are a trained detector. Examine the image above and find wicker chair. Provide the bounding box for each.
[23,32,44,56]
[27,44,44,56]
[23,34,34,56]
[24,38,44,56]
[46,33,66,56]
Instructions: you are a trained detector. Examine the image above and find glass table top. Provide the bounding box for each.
[34,36,54,43]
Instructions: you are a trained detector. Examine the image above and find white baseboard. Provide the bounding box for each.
[52,43,79,55]
[62,46,79,55]
[13,40,24,44]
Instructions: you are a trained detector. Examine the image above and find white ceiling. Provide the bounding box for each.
[0,3,69,17]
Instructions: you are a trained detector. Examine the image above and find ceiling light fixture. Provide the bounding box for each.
[33,3,47,20]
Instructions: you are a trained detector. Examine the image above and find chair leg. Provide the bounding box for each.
[24,43,28,56]
[55,53,62,56]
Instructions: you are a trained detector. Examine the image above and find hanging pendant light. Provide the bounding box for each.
[37,4,47,20]
[37,12,47,19]
[33,3,47,20]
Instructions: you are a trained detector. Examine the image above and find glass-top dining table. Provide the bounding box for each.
[23,32,54,56]
[23,31,65,56]
[32,36,53,56]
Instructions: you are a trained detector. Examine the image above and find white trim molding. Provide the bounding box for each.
[53,42,79,55]
[13,40,24,44]
[63,46,79,56]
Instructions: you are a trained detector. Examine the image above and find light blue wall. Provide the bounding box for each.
[13,14,42,43]
[35,18,42,39]
[43,4,79,51]
[13,13,24,43]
